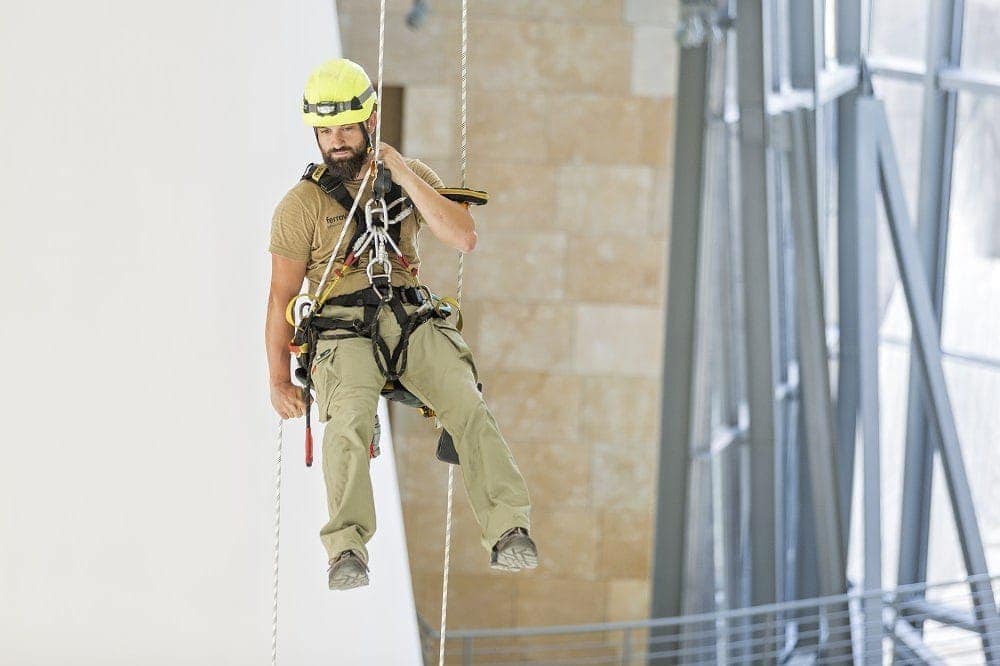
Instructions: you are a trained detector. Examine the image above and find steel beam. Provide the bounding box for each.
[939,66,1000,95]
[866,55,925,84]
[787,109,851,657]
[737,0,780,623]
[874,99,1000,662]
[886,610,947,666]
[650,0,711,629]
[855,96,884,666]
[898,0,964,636]
[834,0,865,550]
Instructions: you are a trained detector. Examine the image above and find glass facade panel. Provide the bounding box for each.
[942,93,1000,362]
[869,0,929,61]
[962,0,1000,71]
[928,358,1000,580]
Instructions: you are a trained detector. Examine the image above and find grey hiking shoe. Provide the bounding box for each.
[328,550,370,590]
[490,527,538,572]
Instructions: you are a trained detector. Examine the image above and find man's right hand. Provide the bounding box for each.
[271,381,307,420]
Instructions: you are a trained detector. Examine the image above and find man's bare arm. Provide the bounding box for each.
[378,143,478,253]
[266,254,308,419]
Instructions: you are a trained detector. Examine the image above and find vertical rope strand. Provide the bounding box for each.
[456,0,468,305]
[271,419,284,666]
[374,0,387,162]
[439,3,469,664]
[437,466,456,666]
[459,0,468,190]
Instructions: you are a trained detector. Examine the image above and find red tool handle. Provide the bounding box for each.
[305,426,314,467]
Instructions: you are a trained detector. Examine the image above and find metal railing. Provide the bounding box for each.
[417,574,1000,664]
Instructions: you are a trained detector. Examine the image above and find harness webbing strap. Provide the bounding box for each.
[301,162,409,264]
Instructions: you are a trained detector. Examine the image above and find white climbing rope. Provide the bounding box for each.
[438,2,468,664]
[310,163,374,305]
[373,0,387,163]
[271,419,284,666]
[310,0,389,310]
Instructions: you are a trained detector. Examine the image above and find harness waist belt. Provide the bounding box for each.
[321,284,428,309]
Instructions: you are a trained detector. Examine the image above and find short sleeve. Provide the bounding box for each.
[404,159,446,228]
[407,159,446,189]
[268,189,315,261]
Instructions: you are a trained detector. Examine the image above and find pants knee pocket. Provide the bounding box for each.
[431,319,480,380]
[311,339,342,422]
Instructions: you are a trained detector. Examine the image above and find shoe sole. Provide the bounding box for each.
[490,537,538,572]
[329,564,370,590]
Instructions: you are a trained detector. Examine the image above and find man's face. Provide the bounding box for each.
[315,122,369,180]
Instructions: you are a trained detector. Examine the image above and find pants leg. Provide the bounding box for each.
[400,316,531,551]
[311,305,392,564]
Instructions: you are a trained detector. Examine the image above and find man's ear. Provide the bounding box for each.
[366,111,378,135]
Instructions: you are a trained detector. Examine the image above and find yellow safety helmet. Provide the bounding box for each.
[302,58,377,127]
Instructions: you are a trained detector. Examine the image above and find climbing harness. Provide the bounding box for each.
[272,0,484,662]
[286,158,483,467]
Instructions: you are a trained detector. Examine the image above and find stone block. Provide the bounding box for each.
[339,11,460,86]
[336,0,458,16]
[591,441,656,510]
[393,434,450,506]
[606,578,651,621]
[565,235,666,305]
[555,164,654,236]
[579,376,661,445]
[513,439,592,510]
[469,89,549,163]
[529,508,600,578]
[445,492,496,574]
[515,578,607,626]
[403,85,457,159]
[537,23,633,94]
[447,573,518,629]
[476,301,575,372]
[483,371,581,442]
[624,0,680,27]
[468,20,544,91]
[403,500,448,575]
[470,0,623,22]
[599,509,653,579]
[632,25,679,97]
[573,304,664,376]
[413,231,464,297]
[637,97,675,166]
[466,163,558,232]
[648,165,674,237]
[409,569,442,629]
[462,230,568,302]
[546,94,643,163]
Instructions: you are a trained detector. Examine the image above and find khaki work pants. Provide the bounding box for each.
[310,302,531,566]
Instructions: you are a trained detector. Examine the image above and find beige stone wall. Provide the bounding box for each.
[336,0,678,634]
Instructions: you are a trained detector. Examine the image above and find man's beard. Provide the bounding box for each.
[322,144,368,181]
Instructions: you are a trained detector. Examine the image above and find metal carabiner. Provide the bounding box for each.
[366,250,394,297]
[364,197,378,232]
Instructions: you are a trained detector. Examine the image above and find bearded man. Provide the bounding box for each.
[264,59,536,590]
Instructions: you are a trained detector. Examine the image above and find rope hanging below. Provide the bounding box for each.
[438,1,470,664]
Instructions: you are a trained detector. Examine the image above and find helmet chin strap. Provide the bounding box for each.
[360,120,374,154]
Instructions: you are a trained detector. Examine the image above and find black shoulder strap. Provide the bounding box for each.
[301,163,365,226]
[301,162,408,260]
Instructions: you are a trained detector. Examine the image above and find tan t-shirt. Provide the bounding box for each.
[269,158,444,297]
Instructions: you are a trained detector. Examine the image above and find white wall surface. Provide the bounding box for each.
[0,1,421,663]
